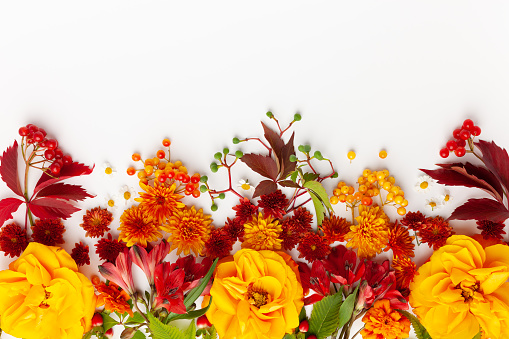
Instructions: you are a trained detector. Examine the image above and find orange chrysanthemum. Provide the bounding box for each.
[392,256,417,290]
[419,216,454,250]
[80,207,113,238]
[118,205,162,247]
[95,281,133,317]
[162,206,213,255]
[242,212,282,250]
[135,182,185,224]
[361,299,411,339]
[385,222,415,258]
[319,215,351,244]
[346,205,390,258]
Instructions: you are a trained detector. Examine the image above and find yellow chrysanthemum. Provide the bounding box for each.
[135,182,185,224]
[162,206,213,256]
[242,212,282,250]
[346,205,390,258]
[118,205,162,247]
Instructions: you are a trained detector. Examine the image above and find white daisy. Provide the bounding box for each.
[119,185,136,205]
[424,198,441,211]
[415,175,434,193]
[237,179,255,194]
[439,191,453,205]
[102,162,117,178]
[104,195,119,212]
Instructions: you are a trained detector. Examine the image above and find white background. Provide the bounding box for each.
[1,1,509,338]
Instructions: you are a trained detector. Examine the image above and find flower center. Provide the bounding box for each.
[105,167,113,175]
[429,202,436,208]
[420,182,429,189]
[444,195,450,202]
[10,237,17,243]
[39,288,51,309]
[247,285,269,308]
[241,183,251,190]
[456,281,480,302]
[108,199,115,207]
[124,192,131,200]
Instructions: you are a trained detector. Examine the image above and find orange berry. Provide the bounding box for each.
[132,153,141,162]
[354,192,363,201]
[154,169,163,178]
[386,192,394,202]
[390,186,400,195]
[388,176,396,184]
[144,165,154,176]
[367,174,377,183]
[394,195,404,205]
[137,171,147,179]
[366,189,374,197]
[362,196,373,206]
[157,150,165,159]
[178,166,188,173]
[158,161,167,170]
[382,181,392,191]
[341,186,350,194]
[192,189,200,198]
[372,188,380,196]
[127,167,136,176]
[144,159,153,166]
[139,178,148,185]
[358,176,367,184]
[397,207,406,215]
[185,190,192,196]
[339,194,347,203]
[401,199,408,207]
[359,185,368,193]
[337,181,346,188]
[346,195,355,203]
[91,275,101,285]
[382,169,389,177]
[376,172,385,180]
[363,169,371,177]
[379,150,387,159]
[166,169,175,179]
[152,157,160,165]
[162,138,171,147]
[330,196,339,205]
[175,171,185,181]
[348,186,355,195]
[333,188,342,197]
[347,151,356,160]
[174,160,183,168]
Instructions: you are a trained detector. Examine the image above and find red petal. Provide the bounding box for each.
[0,141,23,197]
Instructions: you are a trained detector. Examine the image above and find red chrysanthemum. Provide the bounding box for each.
[257,190,288,219]
[71,241,90,266]
[291,207,313,232]
[0,222,29,258]
[80,207,113,238]
[279,219,306,250]
[400,211,427,231]
[297,232,331,262]
[319,215,351,244]
[204,228,235,260]
[419,216,455,250]
[232,197,258,224]
[95,233,128,262]
[31,218,65,246]
[222,217,244,240]
[385,222,415,258]
[392,256,417,290]
[476,219,506,240]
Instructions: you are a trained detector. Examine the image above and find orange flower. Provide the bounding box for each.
[385,222,415,258]
[118,205,162,247]
[95,281,133,317]
[392,256,416,290]
[361,299,411,339]
[319,215,351,244]
[242,213,282,250]
[346,205,389,258]
[135,182,184,224]
[80,207,113,238]
[162,206,213,255]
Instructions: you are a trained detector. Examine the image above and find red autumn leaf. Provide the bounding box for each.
[33,183,95,202]
[475,140,509,193]
[241,154,278,180]
[28,197,80,220]
[253,180,278,198]
[34,162,94,194]
[0,140,23,197]
[0,197,24,227]
[262,121,284,160]
[278,180,301,188]
[279,132,296,179]
[448,198,509,223]
[421,162,503,202]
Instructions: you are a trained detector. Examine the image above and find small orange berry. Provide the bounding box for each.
[359,185,368,193]
[394,195,404,205]
[157,150,165,159]
[346,195,355,203]
[192,190,200,198]
[354,192,363,201]
[339,194,347,202]
[162,138,171,147]
[158,161,167,170]
[174,160,183,168]
[137,171,147,179]
[330,196,339,205]
[144,165,154,176]
[361,197,373,206]
[363,169,371,177]
[127,167,136,176]
[379,150,387,159]
[386,192,394,202]
[348,186,355,195]
[152,157,160,165]
[401,199,408,207]
[333,188,342,197]
[132,153,141,162]
[144,159,153,166]
[341,186,350,194]
[337,181,346,188]
[382,181,392,191]
[397,207,406,215]
[347,151,356,161]
[358,176,367,184]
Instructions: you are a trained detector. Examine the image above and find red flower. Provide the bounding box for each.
[31,218,65,246]
[419,216,455,250]
[99,248,136,296]
[0,222,29,257]
[204,228,235,260]
[153,262,186,314]
[291,208,313,232]
[95,233,128,263]
[323,245,365,294]
[170,255,212,292]
[223,217,244,240]
[257,190,288,219]
[298,260,331,305]
[319,215,351,244]
[400,211,427,231]
[232,198,258,224]
[476,219,506,240]
[80,207,113,238]
[130,240,171,286]
[279,219,304,250]
[297,232,331,262]
[385,221,415,258]
[71,242,90,266]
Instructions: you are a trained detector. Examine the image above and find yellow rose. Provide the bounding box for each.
[409,235,509,339]
[206,249,304,339]
[0,242,96,339]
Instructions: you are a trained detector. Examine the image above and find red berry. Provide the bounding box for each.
[46,139,58,150]
[156,150,165,159]
[33,131,44,142]
[127,167,136,176]
[452,128,462,139]
[455,146,466,157]
[38,128,47,137]
[182,174,191,184]
[191,173,200,184]
[299,320,309,332]
[158,174,167,183]
[459,129,471,140]
[27,124,38,133]
[54,159,64,167]
[186,183,195,192]
[162,138,171,147]
[192,190,200,198]
[91,313,103,327]
[19,126,29,136]
[26,138,35,145]
[44,149,55,160]
[62,155,72,165]
[50,162,61,175]
[167,169,175,179]
[104,328,114,339]
[462,119,474,130]
[175,172,185,181]
[471,125,481,136]
[54,148,63,159]
[455,138,466,148]
[446,140,457,151]
[308,335,317,339]
[439,148,449,158]
[196,315,212,329]
[39,139,48,148]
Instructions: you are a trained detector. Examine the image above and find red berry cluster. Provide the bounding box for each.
[439,119,481,158]
[18,123,72,175]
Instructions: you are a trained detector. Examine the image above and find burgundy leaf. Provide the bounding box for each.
[279,132,296,179]
[28,197,80,220]
[422,162,503,202]
[34,162,94,194]
[33,183,95,202]
[278,180,301,188]
[0,197,24,227]
[253,180,278,198]
[241,153,278,180]
[0,140,23,197]
[261,121,284,160]
[448,198,509,223]
[475,140,509,193]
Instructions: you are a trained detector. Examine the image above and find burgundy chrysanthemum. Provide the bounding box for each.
[71,242,90,266]
[232,198,258,224]
[95,233,128,262]
[400,211,427,231]
[80,207,113,238]
[0,223,29,258]
[419,216,455,250]
[31,219,65,246]
[257,190,288,219]
[222,217,244,240]
[297,232,331,262]
[204,228,235,260]
[477,220,506,240]
[290,207,313,233]
[279,219,305,250]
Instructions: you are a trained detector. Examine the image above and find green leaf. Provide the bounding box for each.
[303,181,332,211]
[126,312,146,325]
[147,313,185,339]
[283,334,297,339]
[472,331,482,339]
[203,325,217,339]
[167,296,213,322]
[397,310,432,339]
[298,304,307,323]
[132,330,147,339]
[308,293,343,339]
[337,285,358,329]
[101,312,117,331]
[309,191,326,225]
[183,320,196,339]
[302,172,319,183]
[184,258,218,308]
[290,171,298,182]
[82,330,92,339]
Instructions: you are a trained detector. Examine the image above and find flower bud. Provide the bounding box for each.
[104,328,114,339]
[197,314,213,329]
[299,320,309,332]
[120,327,137,339]
[91,313,103,327]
